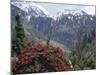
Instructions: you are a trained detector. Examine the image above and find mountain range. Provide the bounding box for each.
[11,1,96,48]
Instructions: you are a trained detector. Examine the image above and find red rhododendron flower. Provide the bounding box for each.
[18,54,24,58]
[32,43,44,50]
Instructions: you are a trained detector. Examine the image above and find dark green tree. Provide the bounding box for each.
[13,15,25,55]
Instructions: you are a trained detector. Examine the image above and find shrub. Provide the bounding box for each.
[11,43,73,74]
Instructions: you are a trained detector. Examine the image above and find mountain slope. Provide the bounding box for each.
[11,1,49,17]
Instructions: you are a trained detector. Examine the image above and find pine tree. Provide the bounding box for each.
[14,15,25,54]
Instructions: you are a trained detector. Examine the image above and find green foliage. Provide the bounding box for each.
[12,15,25,55]
[69,51,96,70]
[69,29,96,70]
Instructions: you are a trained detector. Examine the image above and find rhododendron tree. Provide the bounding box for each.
[11,43,73,74]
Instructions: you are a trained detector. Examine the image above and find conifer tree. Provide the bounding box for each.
[14,15,25,54]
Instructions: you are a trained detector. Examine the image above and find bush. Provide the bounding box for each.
[11,43,73,74]
[69,51,96,70]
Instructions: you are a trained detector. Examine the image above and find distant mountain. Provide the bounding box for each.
[11,1,50,26]
[11,1,96,48]
[52,11,96,47]
[11,1,49,17]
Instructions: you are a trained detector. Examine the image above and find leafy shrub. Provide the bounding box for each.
[11,43,73,74]
[69,51,96,70]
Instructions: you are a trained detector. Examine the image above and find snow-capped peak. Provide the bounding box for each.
[11,1,50,17]
[31,3,49,16]
[52,9,89,20]
[57,9,87,16]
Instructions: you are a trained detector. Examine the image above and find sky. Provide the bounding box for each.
[14,0,96,5]
[36,2,95,15]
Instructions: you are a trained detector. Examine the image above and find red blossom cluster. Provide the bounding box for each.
[18,50,33,63]
[11,43,73,74]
